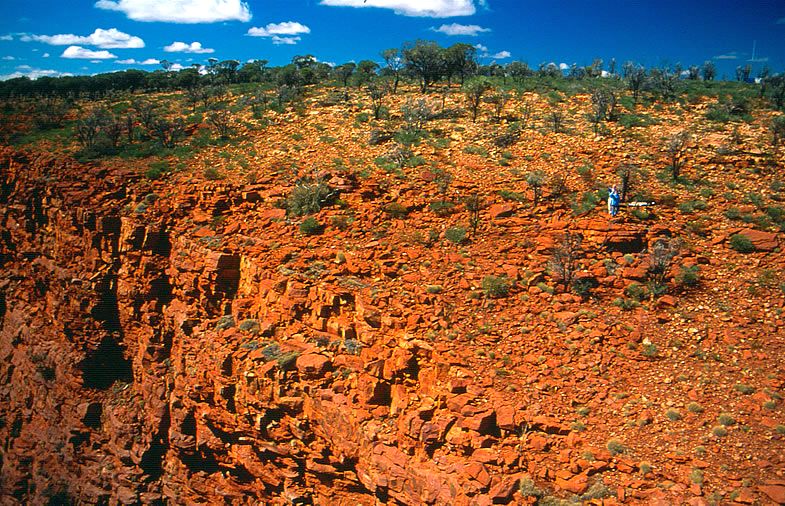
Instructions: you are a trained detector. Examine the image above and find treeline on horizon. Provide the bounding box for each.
[1,40,784,105]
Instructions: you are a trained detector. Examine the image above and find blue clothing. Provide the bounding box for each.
[608,189,620,216]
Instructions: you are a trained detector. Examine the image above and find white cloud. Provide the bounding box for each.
[61,45,117,59]
[474,43,488,53]
[164,41,214,53]
[24,28,144,48]
[116,57,160,64]
[0,67,72,80]
[2,56,14,60]
[170,63,185,71]
[320,0,478,18]
[492,50,510,59]
[247,21,310,37]
[43,53,50,57]
[0,34,13,41]
[95,0,251,23]
[431,23,490,36]
[559,62,569,70]
[714,53,738,60]
[272,36,300,45]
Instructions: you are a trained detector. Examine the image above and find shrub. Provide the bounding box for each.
[687,402,704,413]
[425,285,443,294]
[712,426,728,437]
[299,217,322,235]
[429,200,455,216]
[238,319,261,335]
[383,202,409,219]
[498,189,526,203]
[729,234,755,253]
[482,276,511,298]
[215,315,235,330]
[665,409,682,421]
[287,177,336,216]
[572,277,597,298]
[203,167,222,180]
[734,384,755,395]
[145,161,170,180]
[445,226,467,244]
[606,439,627,455]
[676,265,700,287]
[718,413,735,426]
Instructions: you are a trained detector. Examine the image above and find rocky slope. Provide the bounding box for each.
[1,87,785,505]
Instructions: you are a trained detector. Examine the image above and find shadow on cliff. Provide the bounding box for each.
[80,275,133,389]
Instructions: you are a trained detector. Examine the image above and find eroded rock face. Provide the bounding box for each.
[2,147,783,506]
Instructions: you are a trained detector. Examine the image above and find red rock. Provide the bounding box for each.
[295,353,332,379]
[759,484,785,504]
[463,462,492,488]
[556,472,588,494]
[489,475,521,503]
[496,405,517,431]
[489,203,516,219]
[736,229,779,251]
[460,410,497,434]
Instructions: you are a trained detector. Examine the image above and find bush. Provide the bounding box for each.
[145,161,170,180]
[383,202,409,219]
[482,275,510,298]
[299,217,322,235]
[287,178,336,216]
[676,265,700,287]
[445,226,467,244]
[203,167,222,180]
[729,234,755,253]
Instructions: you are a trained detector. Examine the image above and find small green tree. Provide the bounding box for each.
[549,232,583,290]
[666,131,691,179]
[463,78,491,122]
[526,170,546,206]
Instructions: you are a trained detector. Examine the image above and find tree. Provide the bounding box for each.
[623,62,646,103]
[463,77,491,122]
[485,89,511,122]
[444,43,477,85]
[589,89,617,133]
[772,115,785,152]
[615,163,639,203]
[666,131,690,179]
[355,60,379,88]
[367,80,388,120]
[381,48,403,94]
[526,170,546,206]
[402,40,445,92]
[333,63,355,89]
[506,61,532,85]
[648,237,681,285]
[549,232,583,290]
[687,65,700,80]
[701,61,716,81]
[207,105,232,139]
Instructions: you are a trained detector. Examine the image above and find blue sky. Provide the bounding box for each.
[1,0,784,81]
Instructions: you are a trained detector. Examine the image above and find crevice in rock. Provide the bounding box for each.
[79,335,132,390]
[140,407,170,481]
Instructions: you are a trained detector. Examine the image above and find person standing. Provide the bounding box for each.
[608,185,620,217]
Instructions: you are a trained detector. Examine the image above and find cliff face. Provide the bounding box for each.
[2,144,784,506]
[0,149,489,505]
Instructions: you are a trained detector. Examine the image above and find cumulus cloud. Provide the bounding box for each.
[271,36,300,45]
[320,0,478,18]
[431,23,490,36]
[170,63,185,71]
[2,56,15,60]
[559,62,569,70]
[474,43,488,53]
[61,45,117,59]
[247,21,310,37]
[0,34,13,41]
[22,28,144,48]
[116,57,160,64]
[43,53,50,57]
[492,50,510,59]
[95,0,252,23]
[0,67,72,81]
[164,41,214,53]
